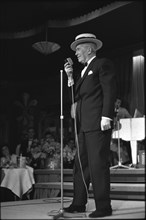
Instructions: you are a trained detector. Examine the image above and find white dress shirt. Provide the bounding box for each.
[81,56,96,78]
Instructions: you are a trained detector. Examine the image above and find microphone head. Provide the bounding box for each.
[65,57,73,66]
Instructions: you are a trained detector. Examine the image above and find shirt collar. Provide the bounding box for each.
[87,56,96,66]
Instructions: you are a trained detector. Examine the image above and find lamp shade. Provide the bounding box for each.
[32,41,60,55]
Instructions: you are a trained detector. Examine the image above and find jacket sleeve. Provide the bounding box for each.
[98,58,117,119]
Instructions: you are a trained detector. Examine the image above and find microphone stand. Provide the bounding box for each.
[47,70,64,219]
[48,70,86,219]
[110,110,130,169]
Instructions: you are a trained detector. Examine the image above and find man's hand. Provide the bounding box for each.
[64,62,74,87]
[101,117,111,131]
[64,62,73,78]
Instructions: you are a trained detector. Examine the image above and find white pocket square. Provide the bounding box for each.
[88,70,93,75]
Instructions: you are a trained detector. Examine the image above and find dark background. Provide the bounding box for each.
[0,1,144,80]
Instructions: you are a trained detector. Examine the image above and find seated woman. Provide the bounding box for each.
[0,144,17,168]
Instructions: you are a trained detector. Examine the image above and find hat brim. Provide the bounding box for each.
[70,38,103,51]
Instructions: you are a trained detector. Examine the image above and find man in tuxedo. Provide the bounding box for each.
[64,33,117,218]
[16,127,36,157]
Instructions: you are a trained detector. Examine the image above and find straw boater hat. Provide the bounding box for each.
[70,33,103,51]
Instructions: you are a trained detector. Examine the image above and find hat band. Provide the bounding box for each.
[77,41,97,45]
[76,36,96,40]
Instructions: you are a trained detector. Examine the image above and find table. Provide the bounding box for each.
[0,166,35,199]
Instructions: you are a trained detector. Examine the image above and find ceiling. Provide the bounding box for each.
[0,1,144,82]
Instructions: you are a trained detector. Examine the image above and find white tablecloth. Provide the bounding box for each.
[0,166,35,198]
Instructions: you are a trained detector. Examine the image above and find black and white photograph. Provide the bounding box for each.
[0,1,145,219]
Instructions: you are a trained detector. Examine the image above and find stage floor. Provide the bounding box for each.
[1,197,145,219]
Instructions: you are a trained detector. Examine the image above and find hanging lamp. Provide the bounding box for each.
[32,24,60,55]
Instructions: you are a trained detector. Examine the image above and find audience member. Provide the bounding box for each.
[16,127,36,157]
[0,144,17,167]
[114,98,132,121]
[43,131,55,143]
[28,139,42,169]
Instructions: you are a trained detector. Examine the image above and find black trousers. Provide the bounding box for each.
[72,129,112,211]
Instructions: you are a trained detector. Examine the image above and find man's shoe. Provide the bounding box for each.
[64,204,86,213]
[89,208,112,218]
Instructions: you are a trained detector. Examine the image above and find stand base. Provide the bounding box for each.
[110,161,133,169]
[48,209,87,219]
[128,163,138,169]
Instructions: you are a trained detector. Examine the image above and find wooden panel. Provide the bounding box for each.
[34,169,73,182]
[110,168,145,183]
[33,168,145,200]
[34,182,145,201]
[34,182,145,191]
[34,168,145,183]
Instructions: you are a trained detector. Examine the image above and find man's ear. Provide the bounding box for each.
[88,46,92,54]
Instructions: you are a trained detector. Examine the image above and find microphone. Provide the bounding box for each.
[64,57,74,87]
[64,57,73,77]
[65,57,73,66]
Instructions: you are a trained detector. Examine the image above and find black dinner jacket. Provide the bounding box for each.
[74,57,117,132]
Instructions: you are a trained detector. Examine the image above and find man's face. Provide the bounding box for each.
[45,134,55,142]
[115,99,121,108]
[28,129,35,139]
[2,146,9,156]
[75,44,89,64]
